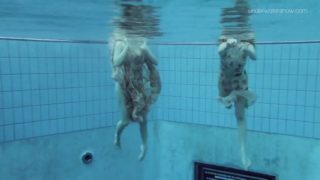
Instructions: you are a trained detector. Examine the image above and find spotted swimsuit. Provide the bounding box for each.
[218,42,255,107]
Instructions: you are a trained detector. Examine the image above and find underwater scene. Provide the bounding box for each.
[0,0,320,179]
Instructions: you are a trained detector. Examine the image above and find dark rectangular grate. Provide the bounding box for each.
[195,162,276,180]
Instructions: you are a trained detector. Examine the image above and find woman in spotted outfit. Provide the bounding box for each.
[110,31,161,161]
[218,36,256,169]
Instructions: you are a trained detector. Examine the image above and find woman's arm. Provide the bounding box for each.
[142,45,161,103]
[244,42,256,60]
[142,43,158,65]
[218,38,237,57]
[218,41,228,56]
[147,64,161,103]
[112,40,129,66]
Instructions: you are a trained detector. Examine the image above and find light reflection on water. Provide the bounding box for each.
[112,1,162,38]
[0,0,319,41]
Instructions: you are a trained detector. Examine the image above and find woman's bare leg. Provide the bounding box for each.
[114,115,130,148]
[235,96,251,170]
[114,84,130,148]
[138,115,148,161]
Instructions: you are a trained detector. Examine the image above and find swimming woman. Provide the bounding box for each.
[218,35,256,169]
[109,31,161,161]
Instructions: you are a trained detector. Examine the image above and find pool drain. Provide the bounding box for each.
[82,152,93,164]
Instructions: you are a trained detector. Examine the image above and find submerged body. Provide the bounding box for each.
[110,34,161,160]
[218,38,256,169]
[218,38,256,107]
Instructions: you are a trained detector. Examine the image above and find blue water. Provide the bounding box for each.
[1,0,320,41]
[1,0,320,180]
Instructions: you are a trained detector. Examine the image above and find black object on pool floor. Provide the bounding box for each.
[194,162,276,180]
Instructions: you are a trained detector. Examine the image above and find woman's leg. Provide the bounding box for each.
[114,115,130,148]
[235,96,251,170]
[138,114,148,161]
[114,84,131,148]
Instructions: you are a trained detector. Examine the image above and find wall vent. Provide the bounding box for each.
[195,162,276,180]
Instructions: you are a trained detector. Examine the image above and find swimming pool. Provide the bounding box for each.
[0,0,319,179]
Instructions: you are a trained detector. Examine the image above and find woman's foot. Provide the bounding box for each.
[138,144,146,161]
[240,146,251,170]
[242,156,252,170]
[114,135,121,149]
[219,95,235,108]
